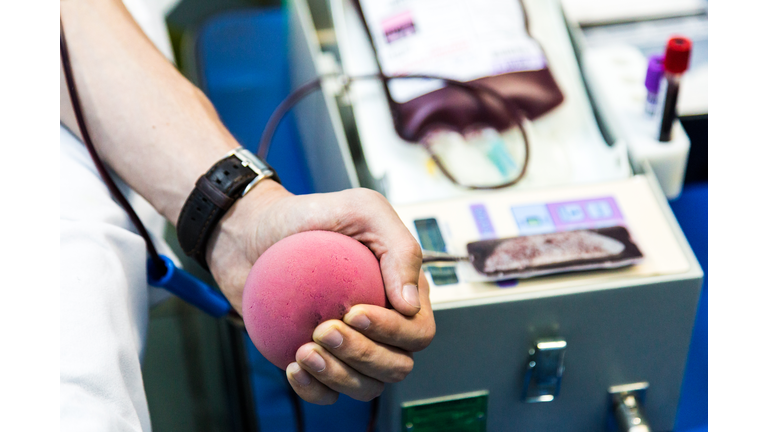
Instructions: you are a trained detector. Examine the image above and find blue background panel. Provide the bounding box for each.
[197,9,313,196]
[670,184,708,432]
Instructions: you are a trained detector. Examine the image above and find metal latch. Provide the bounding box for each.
[608,382,652,432]
[522,339,567,403]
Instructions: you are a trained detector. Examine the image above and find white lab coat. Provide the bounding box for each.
[60,1,178,430]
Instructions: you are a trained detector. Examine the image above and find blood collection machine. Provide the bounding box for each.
[286,0,702,430]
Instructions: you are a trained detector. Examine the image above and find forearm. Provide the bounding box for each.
[60,0,245,223]
[60,3,434,405]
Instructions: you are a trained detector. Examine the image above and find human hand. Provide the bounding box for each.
[285,270,433,404]
[206,181,436,403]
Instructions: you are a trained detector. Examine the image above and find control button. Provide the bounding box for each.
[526,216,542,226]
[586,200,614,219]
[512,204,556,235]
[470,204,496,239]
[557,204,585,222]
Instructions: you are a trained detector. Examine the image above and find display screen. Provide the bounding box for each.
[414,218,458,286]
[414,218,447,252]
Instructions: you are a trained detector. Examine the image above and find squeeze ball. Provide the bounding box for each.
[242,230,386,369]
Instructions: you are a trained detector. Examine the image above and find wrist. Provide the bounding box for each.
[161,142,240,224]
[175,147,281,269]
[206,179,292,302]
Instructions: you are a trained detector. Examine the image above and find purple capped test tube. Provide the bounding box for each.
[644,54,665,116]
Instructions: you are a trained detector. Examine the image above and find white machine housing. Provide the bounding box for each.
[286,1,702,430]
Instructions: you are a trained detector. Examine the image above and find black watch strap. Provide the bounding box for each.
[177,148,279,270]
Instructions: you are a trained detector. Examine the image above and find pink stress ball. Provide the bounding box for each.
[242,230,386,370]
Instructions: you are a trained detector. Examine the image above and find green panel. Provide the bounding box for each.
[401,391,488,432]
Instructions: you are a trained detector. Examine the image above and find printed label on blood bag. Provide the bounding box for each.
[358,0,547,103]
[382,11,417,43]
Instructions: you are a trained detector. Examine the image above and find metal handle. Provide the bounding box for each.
[609,382,652,432]
[523,339,567,403]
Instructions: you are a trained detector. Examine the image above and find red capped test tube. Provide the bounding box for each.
[658,36,692,142]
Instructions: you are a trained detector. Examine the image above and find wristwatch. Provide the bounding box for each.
[177,148,279,269]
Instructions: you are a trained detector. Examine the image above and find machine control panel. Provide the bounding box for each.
[513,197,624,234]
[414,196,627,287]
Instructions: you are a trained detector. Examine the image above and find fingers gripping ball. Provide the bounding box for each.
[242,231,386,369]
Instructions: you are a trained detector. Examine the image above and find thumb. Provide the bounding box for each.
[377,238,423,316]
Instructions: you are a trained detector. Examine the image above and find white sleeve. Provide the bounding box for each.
[60,124,162,431]
[60,117,180,432]
[60,2,183,430]
[60,221,153,432]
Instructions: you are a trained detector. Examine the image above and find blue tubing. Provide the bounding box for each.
[147,255,232,318]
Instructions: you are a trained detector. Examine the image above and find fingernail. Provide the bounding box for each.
[402,284,421,309]
[287,363,311,386]
[319,328,343,349]
[348,313,371,331]
[302,350,326,373]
